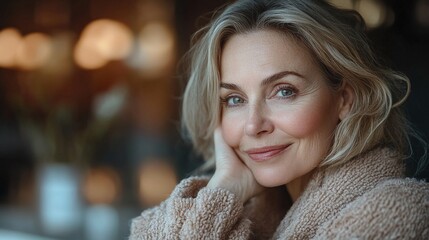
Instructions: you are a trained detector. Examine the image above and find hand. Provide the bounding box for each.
[207,128,264,203]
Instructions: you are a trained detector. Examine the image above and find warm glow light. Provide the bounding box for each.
[327,0,353,9]
[74,19,133,69]
[74,41,108,70]
[15,33,53,70]
[136,22,175,76]
[138,160,177,206]
[0,28,22,68]
[355,0,386,29]
[83,167,120,205]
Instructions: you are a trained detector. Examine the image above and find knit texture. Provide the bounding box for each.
[130,148,429,239]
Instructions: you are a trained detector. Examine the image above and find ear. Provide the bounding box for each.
[338,83,354,121]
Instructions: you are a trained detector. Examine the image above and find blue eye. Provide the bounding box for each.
[227,96,244,105]
[276,87,295,98]
[221,96,245,107]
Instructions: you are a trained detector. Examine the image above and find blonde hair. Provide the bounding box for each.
[181,0,414,168]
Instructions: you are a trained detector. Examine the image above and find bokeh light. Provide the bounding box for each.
[355,0,386,29]
[83,167,121,205]
[138,160,177,206]
[328,0,389,29]
[0,28,23,68]
[15,33,53,70]
[0,29,53,70]
[134,22,175,76]
[74,19,133,69]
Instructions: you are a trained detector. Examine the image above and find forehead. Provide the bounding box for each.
[220,29,320,83]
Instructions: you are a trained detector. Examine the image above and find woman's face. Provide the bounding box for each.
[220,29,345,187]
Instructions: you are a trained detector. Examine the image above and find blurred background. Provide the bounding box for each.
[0,0,428,239]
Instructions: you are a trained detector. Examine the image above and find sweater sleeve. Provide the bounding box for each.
[316,178,429,240]
[129,176,252,240]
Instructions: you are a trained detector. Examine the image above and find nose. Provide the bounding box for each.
[244,103,274,136]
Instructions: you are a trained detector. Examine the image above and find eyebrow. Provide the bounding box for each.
[220,70,304,90]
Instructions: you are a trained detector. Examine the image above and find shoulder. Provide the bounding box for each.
[362,178,429,226]
[364,178,429,217]
[318,178,429,239]
[366,177,429,204]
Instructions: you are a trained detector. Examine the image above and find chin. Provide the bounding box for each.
[253,171,291,188]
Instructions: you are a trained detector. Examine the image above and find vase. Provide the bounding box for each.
[38,164,82,236]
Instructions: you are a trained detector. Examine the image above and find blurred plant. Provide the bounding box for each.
[4,70,127,165]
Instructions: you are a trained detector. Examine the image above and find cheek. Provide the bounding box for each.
[276,100,338,138]
[221,112,242,147]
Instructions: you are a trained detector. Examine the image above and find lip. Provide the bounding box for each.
[244,144,291,162]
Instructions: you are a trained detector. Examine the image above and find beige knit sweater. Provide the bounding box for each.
[130,148,429,239]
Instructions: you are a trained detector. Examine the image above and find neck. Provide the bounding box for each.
[286,170,315,202]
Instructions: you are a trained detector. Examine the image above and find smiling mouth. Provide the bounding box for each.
[244,144,291,162]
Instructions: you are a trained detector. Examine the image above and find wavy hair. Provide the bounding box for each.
[181,0,420,169]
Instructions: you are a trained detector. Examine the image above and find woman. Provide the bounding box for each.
[130,0,429,239]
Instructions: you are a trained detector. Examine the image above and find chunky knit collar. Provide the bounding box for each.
[273,147,405,239]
